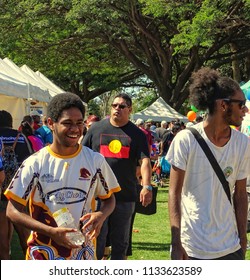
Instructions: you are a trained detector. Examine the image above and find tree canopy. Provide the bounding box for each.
[0,0,250,110]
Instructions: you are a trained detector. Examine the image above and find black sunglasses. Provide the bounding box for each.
[223,98,246,109]
[111,103,129,109]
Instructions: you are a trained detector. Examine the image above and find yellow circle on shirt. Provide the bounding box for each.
[109,140,122,154]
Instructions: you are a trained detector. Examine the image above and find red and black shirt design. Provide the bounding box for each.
[99,133,131,159]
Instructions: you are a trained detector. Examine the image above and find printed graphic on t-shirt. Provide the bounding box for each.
[100,134,130,158]
[4,145,120,260]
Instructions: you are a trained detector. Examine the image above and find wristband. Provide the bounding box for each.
[143,185,153,191]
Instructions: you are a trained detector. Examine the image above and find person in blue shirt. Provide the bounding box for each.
[35,116,53,145]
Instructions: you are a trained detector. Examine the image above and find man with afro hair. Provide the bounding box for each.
[167,67,250,260]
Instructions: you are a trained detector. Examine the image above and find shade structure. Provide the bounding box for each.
[131,97,188,123]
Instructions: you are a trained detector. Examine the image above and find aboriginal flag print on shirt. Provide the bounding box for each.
[100,134,131,158]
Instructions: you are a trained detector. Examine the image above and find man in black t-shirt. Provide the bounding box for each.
[83,93,152,260]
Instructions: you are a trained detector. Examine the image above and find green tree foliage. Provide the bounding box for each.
[0,0,143,102]
[0,0,250,110]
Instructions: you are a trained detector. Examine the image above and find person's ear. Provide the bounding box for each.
[47,117,54,131]
[221,100,227,112]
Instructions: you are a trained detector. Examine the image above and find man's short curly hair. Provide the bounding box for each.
[47,92,85,122]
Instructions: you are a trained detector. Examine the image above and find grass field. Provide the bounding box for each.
[128,186,170,260]
[11,184,250,260]
[129,185,250,260]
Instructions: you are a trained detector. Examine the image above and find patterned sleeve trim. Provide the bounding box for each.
[97,185,121,200]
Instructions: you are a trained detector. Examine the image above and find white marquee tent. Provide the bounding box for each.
[0,58,65,129]
[21,64,65,97]
[35,70,65,94]
[1,57,51,102]
[0,72,30,129]
[131,97,188,123]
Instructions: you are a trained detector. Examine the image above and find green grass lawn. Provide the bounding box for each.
[11,230,25,260]
[128,186,170,260]
[129,184,250,260]
[10,184,250,260]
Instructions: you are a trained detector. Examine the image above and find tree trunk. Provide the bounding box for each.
[230,43,241,82]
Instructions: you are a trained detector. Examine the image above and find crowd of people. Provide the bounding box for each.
[0,67,250,260]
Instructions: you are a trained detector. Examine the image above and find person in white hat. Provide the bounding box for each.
[30,110,42,130]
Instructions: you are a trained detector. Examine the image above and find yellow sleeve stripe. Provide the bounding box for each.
[4,190,27,206]
[98,186,121,200]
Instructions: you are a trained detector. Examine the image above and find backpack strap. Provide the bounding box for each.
[12,133,21,150]
[21,133,34,154]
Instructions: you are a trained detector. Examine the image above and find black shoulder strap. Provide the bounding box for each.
[20,133,34,154]
[187,127,231,204]
[12,133,21,149]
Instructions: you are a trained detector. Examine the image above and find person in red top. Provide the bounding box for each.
[30,110,42,130]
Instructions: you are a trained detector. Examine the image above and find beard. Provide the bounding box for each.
[224,107,241,127]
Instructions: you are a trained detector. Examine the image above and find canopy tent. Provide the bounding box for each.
[0,57,64,129]
[0,73,29,128]
[2,58,51,103]
[35,70,65,94]
[131,97,188,123]
[0,72,28,99]
[21,64,65,97]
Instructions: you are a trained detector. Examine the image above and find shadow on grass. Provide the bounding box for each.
[132,241,170,251]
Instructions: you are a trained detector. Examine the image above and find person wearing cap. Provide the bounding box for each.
[30,110,42,130]
[150,125,159,141]
[145,118,153,126]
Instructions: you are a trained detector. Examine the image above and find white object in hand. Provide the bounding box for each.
[49,195,85,246]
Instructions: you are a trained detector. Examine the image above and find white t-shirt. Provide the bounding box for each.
[166,123,250,259]
[5,145,120,260]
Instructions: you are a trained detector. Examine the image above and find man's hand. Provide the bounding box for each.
[140,187,153,207]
